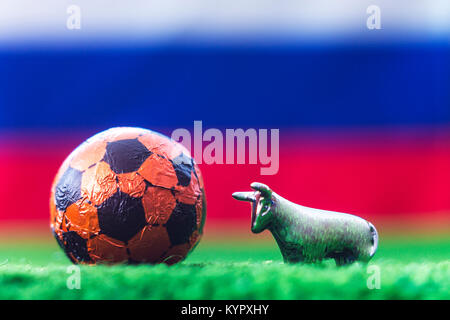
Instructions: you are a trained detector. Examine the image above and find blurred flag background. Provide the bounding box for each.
[0,0,449,237]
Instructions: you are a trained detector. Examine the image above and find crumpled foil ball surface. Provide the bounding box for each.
[50,127,206,265]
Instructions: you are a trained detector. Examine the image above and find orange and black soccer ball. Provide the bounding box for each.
[50,127,206,265]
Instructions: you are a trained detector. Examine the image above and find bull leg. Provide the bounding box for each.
[327,249,357,266]
[279,242,305,263]
[334,255,356,266]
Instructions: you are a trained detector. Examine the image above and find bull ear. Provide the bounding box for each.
[250,182,272,198]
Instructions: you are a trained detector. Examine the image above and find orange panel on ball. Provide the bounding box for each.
[87,234,128,264]
[69,139,107,172]
[161,243,191,265]
[117,171,146,198]
[128,225,171,263]
[138,134,188,161]
[189,230,201,248]
[142,187,176,225]
[65,201,100,238]
[81,161,118,206]
[195,197,205,230]
[138,153,178,189]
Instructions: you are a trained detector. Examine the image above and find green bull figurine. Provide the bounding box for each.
[232,182,378,265]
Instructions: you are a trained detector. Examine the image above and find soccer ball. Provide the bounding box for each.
[50,127,206,265]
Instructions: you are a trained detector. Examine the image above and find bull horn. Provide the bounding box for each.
[250,182,272,198]
[232,192,256,202]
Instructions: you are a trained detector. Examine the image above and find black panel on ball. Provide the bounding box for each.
[166,202,197,246]
[97,190,147,242]
[171,153,193,187]
[103,138,151,174]
[55,166,83,212]
[62,231,91,263]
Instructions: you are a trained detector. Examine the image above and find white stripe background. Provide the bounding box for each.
[0,0,448,46]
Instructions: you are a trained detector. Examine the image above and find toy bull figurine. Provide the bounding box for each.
[232,182,378,265]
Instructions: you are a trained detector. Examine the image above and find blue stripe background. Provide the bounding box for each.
[0,42,448,130]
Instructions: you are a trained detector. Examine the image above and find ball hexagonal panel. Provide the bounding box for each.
[96,190,147,242]
[165,202,197,246]
[171,152,194,187]
[103,138,151,174]
[161,243,191,265]
[87,234,128,264]
[69,139,107,172]
[61,231,91,263]
[117,171,146,198]
[64,201,100,238]
[128,225,172,263]
[54,166,83,212]
[138,153,178,189]
[142,186,177,225]
[81,161,118,206]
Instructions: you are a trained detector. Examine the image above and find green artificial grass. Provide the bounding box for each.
[0,235,449,299]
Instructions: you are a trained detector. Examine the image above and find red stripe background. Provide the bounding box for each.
[0,129,449,227]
